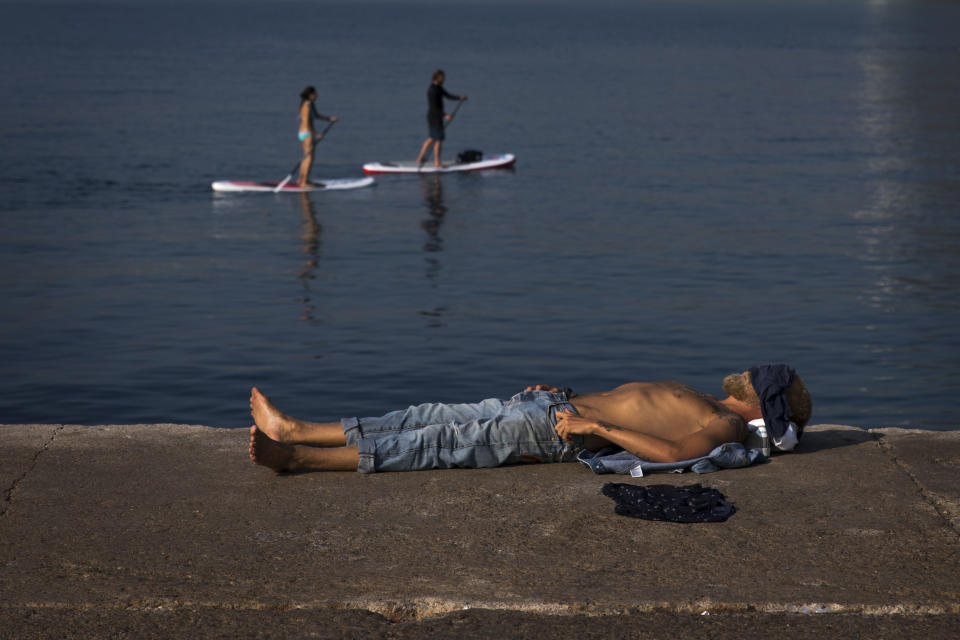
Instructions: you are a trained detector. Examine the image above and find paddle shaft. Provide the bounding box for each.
[444,99,465,129]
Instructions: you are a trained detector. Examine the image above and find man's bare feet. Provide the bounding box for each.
[249,425,360,472]
[249,425,298,472]
[250,387,300,442]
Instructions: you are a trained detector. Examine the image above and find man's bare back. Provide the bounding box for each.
[559,381,750,462]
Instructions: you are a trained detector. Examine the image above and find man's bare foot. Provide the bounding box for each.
[249,425,298,472]
[250,387,300,442]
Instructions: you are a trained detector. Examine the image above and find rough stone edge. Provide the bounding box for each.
[5,599,959,622]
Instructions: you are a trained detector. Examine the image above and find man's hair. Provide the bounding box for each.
[432,69,445,82]
[784,373,812,428]
[722,370,813,428]
[721,372,757,406]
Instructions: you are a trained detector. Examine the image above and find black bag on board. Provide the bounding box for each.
[457,149,483,163]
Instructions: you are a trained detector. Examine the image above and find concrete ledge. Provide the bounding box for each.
[2,424,959,638]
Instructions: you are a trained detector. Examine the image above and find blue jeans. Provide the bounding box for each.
[341,390,580,473]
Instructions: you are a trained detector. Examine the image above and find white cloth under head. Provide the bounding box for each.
[749,418,799,452]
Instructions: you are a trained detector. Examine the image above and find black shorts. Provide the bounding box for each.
[427,116,445,141]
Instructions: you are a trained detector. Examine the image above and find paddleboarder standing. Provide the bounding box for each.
[416,69,467,168]
[297,86,337,187]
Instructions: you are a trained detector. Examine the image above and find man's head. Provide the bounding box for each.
[722,368,812,428]
[432,69,445,83]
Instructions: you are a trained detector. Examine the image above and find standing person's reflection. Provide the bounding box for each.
[421,174,446,254]
[297,193,322,320]
[420,175,447,323]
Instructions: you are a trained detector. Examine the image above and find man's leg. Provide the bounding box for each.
[251,387,510,447]
[343,396,508,440]
[432,140,443,167]
[248,390,570,474]
[417,137,434,164]
[249,391,507,473]
[349,394,567,473]
[249,426,359,472]
[250,387,347,446]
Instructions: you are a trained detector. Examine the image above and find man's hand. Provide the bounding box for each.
[524,384,560,393]
[554,409,598,443]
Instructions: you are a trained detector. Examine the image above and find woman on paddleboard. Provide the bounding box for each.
[416,70,467,168]
[297,86,337,187]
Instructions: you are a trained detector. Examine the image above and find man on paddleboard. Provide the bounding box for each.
[297,86,337,187]
[248,365,812,474]
[416,69,467,168]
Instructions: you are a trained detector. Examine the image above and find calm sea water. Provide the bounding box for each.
[1,0,958,430]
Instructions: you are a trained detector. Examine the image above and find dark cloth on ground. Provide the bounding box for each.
[601,483,737,523]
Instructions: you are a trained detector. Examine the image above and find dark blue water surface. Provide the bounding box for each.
[1,0,958,429]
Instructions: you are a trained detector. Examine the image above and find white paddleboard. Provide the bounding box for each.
[362,153,515,175]
[211,177,375,193]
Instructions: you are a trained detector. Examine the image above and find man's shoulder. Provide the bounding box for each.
[654,380,713,400]
[661,382,748,442]
[705,408,748,443]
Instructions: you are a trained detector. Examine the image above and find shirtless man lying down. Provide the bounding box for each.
[248,365,811,474]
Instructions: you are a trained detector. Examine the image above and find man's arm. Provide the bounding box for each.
[523,384,575,397]
[555,411,743,463]
[441,87,463,101]
[524,384,560,392]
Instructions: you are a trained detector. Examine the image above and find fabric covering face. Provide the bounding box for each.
[748,364,797,441]
[602,483,737,523]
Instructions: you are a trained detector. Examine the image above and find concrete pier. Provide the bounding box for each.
[2,424,958,638]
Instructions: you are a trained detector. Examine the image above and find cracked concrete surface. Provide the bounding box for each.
[1,424,62,517]
[872,428,960,535]
[1,423,958,638]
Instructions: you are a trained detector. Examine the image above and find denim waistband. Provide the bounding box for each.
[507,389,574,407]
[548,399,578,421]
[545,394,582,450]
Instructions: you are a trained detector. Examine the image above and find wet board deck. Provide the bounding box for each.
[211,177,375,193]
[362,153,515,174]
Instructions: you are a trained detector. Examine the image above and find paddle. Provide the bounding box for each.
[274,120,337,192]
[444,98,465,129]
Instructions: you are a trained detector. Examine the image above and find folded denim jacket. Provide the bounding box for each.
[577,442,766,478]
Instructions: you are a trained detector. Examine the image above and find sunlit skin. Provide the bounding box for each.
[248,379,763,473]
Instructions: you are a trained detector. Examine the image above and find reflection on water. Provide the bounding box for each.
[421,174,446,267]
[297,192,322,322]
[420,174,447,327]
[855,0,960,312]
[845,0,960,422]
